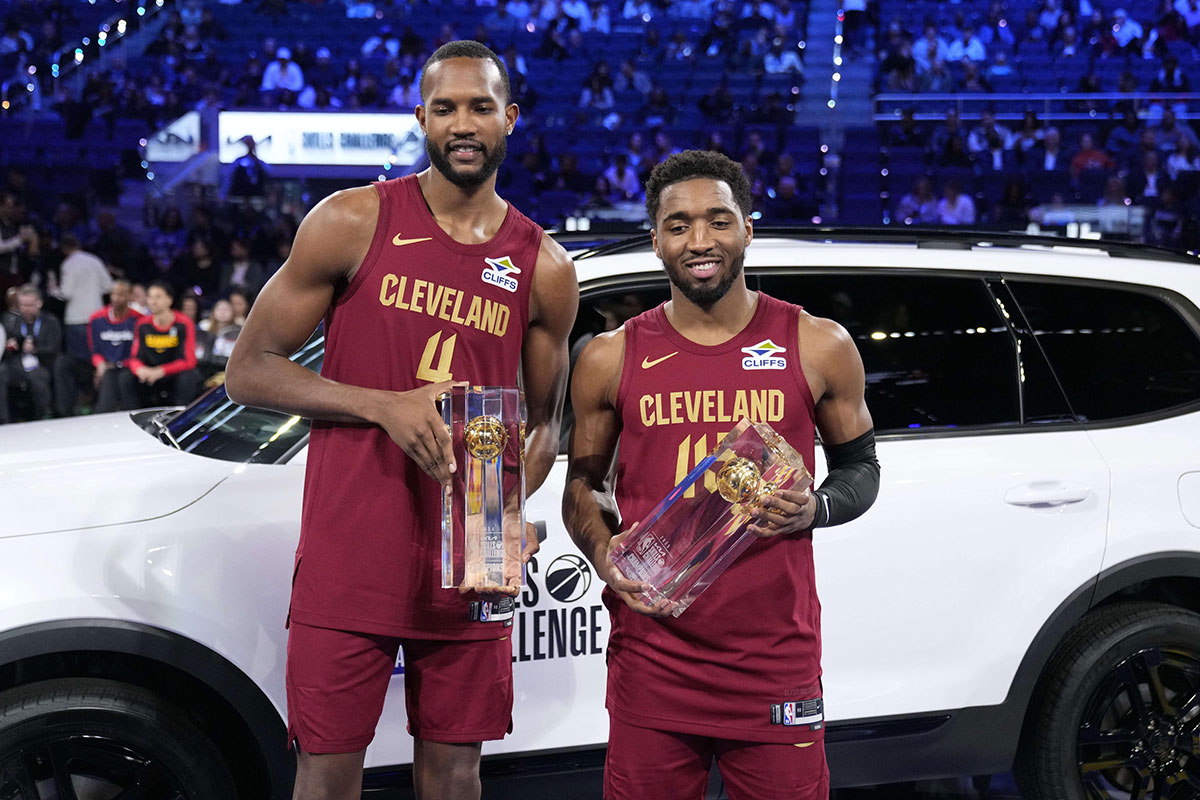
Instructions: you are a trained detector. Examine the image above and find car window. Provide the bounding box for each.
[754,272,1022,433]
[165,334,324,464]
[1008,279,1200,422]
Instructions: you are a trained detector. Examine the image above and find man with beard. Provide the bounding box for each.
[563,151,879,799]
[225,40,579,800]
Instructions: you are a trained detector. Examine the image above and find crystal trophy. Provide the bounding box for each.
[610,418,813,617]
[440,386,526,592]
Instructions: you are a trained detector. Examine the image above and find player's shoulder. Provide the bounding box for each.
[303,184,381,232]
[577,327,627,375]
[534,232,575,280]
[797,308,854,350]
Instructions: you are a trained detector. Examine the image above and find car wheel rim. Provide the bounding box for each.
[0,732,184,800]
[1077,646,1200,800]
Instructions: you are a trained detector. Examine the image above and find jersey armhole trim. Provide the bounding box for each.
[333,182,390,308]
[792,305,818,421]
[614,320,637,419]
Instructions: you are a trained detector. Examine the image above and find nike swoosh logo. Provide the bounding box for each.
[393,234,433,246]
[641,352,679,369]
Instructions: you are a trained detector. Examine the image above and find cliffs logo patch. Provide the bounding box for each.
[545,554,592,603]
[741,339,787,371]
[481,256,521,293]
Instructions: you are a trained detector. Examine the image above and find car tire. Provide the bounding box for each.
[1015,601,1200,800]
[0,677,237,799]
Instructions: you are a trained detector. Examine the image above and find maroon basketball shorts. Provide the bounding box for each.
[285,621,514,753]
[604,716,829,800]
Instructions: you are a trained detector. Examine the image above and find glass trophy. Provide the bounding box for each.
[440,386,526,592]
[609,418,813,617]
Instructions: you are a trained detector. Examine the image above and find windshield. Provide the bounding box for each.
[163,335,324,464]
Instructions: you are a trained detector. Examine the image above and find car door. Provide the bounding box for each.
[754,270,1111,722]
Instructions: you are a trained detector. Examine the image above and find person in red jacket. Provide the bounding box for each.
[117,280,202,408]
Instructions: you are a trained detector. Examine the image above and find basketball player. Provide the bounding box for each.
[226,41,579,800]
[564,150,879,799]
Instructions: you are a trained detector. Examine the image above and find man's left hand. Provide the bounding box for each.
[748,487,817,537]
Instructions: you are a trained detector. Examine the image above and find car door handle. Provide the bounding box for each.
[1004,481,1091,508]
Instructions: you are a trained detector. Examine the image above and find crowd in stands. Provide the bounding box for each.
[0,173,275,423]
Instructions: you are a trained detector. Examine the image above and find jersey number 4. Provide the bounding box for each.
[417,331,457,382]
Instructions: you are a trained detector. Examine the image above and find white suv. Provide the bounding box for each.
[1,230,1199,800]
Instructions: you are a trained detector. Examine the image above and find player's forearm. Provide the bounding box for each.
[225,349,389,425]
[524,422,560,496]
[563,478,620,567]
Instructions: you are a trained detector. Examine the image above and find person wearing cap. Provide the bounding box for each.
[261,45,306,105]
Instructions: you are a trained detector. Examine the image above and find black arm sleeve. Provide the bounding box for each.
[812,428,880,528]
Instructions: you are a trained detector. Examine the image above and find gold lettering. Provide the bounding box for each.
[425,283,444,316]
[394,276,411,310]
[449,291,466,325]
[669,392,683,425]
[769,389,785,421]
[411,280,426,311]
[464,296,482,329]
[640,395,655,427]
[732,389,749,422]
[676,435,693,498]
[718,390,732,423]
[653,393,665,426]
[751,390,768,422]
[144,333,179,350]
[684,392,703,423]
[379,273,398,306]
[702,390,716,423]
[494,304,509,337]
[481,300,497,333]
[439,287,456,322]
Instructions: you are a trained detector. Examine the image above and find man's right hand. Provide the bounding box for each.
[376,380,464,486]
[594,524,676,618]
[93,361,107,389]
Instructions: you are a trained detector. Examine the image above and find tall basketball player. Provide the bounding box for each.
[226,41,579,800]
[564,150,879,799]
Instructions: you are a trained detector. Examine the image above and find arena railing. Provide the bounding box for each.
[872,92,1200,123]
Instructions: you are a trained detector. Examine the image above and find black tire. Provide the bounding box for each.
[1015,602,1200,800]
[0,678,238,800]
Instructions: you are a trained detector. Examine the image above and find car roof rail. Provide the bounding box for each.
[571,226,1200,265]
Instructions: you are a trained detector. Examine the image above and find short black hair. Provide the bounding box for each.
[644,150,753,225]
[420,40,511,104]
[148,279,176,300]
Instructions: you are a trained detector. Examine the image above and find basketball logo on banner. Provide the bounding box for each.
[545,554,592,603]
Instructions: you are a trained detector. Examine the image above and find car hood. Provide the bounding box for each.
[0,412,234,538]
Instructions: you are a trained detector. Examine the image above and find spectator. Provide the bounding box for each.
[1166,138,1200,180]
[579,74,615,111]
[226,136,269,201]
[119,281,201,409]
[172,236,223,300]
[912,23,950,73]
[220,237,266,297]
[763,37,803,74]
[1126,128,1161,170]
[881,40,918,91]
[1150,56,1192,117]
[1013,111,1044,156]
[228,287,252,326]
[991,179,1030,226]
[1038,0,1064,32]
[1180,0,1200,42]
[937,180,977,224]
[968,109,1013,155]
[1054,26,1081,57]
[889,108,928,147]
[260,46,305,103]
[702,130,734,158]
[979,131,1019,173]
[947,26,987,62]
[148,208,188,276]
[0,193,35,291]
[613,58,653,97]
[55,233,112,413]
[987,51,1015,83]
[88,279,141,413]
[1111,8,1145,52]
[198,298,241,380]
[1147,184,1185,247]
[1098,175,1130,206]
[0,284,61,423]
[1081,9,1118,56]
[959,59,991,92]
[580,0,612,33]
[584,175,616,209]
[1154,108,1200,153]
[895,176,940,224]
[551,153,593,194]
[921,59,953,92]
[1127,149,1168,202]
[742,130,776,167]
[636,87,676,127]
[602,153,643,202]
[1112,71,1144,118]
[484,0,524,33]
[1071,133,1116,178]
[90,210,142,279]
[978,2,1016,50]
[698,81,738,122]
[931,110,966,158]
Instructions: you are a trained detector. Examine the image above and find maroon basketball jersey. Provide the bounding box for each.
[292,174,544,640]
[608,293,824,743]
